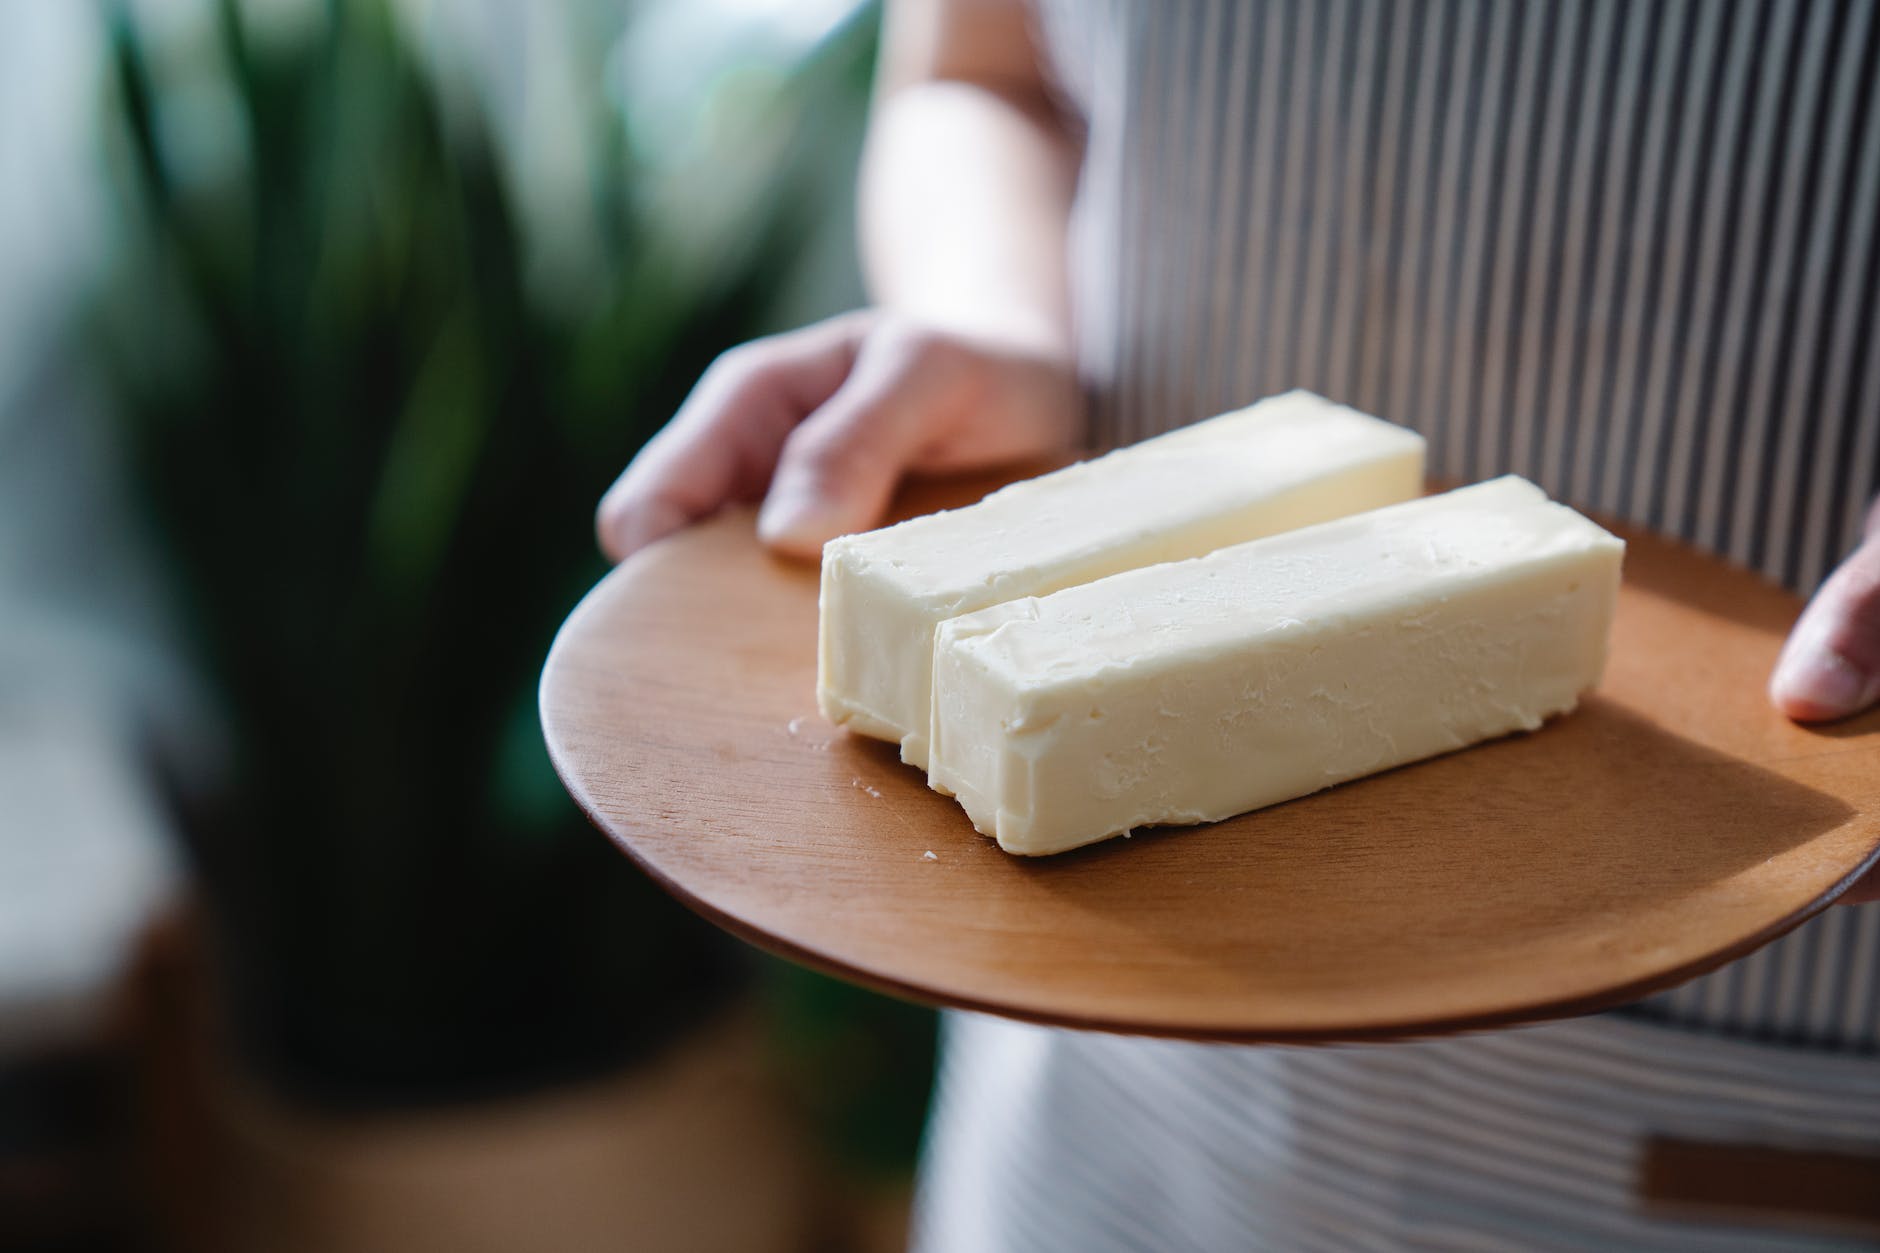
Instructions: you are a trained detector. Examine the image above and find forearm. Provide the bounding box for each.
[859,0,1080,359]
[598,2,1085,561]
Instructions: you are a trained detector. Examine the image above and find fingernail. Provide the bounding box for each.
[1772,645,1880,721]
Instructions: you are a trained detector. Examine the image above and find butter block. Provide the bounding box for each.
[817,391,1426,768]
[928,476,1625,856]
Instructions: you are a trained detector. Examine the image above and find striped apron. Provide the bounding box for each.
[913,2,1880,1248]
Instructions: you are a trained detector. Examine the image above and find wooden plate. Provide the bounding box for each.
[541,472,1880,1042]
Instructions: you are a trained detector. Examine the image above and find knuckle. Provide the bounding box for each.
[687,343,796,433]
[701,340,767,388]
[865,321,999,414]
[1811,541,1880,659]
[1842,546,1880,620]
[706,323,849,403]
[787,421,882,484]
[883,322,964,372]
[855,314,926,364]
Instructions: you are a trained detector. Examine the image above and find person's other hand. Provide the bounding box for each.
[1769,494,1880,905]
[596,310,1083,564]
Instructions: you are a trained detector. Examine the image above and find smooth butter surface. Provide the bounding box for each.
[816,391,1425,768]
[927,476,1625,855]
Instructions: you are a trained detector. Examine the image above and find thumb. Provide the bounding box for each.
[1769,509,1880,722]
[756,344,934,558]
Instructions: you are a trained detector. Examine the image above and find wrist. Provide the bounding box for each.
[874,301,1074,371]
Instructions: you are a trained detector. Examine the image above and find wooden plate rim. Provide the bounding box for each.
[541,541,1880,1044]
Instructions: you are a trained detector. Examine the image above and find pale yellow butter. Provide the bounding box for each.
[816,391,1426,768]
[928,476,1625,856]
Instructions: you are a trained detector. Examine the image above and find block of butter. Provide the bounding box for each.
[927,476,1625,856]
[817,391,1425,768]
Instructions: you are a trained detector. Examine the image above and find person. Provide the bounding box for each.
[597,1,1880,1247]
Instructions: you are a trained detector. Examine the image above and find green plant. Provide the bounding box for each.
[93,0,864,1107]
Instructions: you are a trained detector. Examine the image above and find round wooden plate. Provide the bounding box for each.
[541,472,1880,1042]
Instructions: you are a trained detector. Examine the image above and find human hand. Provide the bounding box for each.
[1769,495,1880,905]
[595,310,1083,563]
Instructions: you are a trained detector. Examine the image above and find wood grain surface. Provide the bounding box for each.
[540,471,1880,1042]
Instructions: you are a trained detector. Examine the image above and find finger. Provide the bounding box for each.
[1769,526,1880,722]
[756,339,941,558]
[595,313,870,562]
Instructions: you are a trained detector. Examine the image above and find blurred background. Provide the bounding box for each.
[0,1,935,1249]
